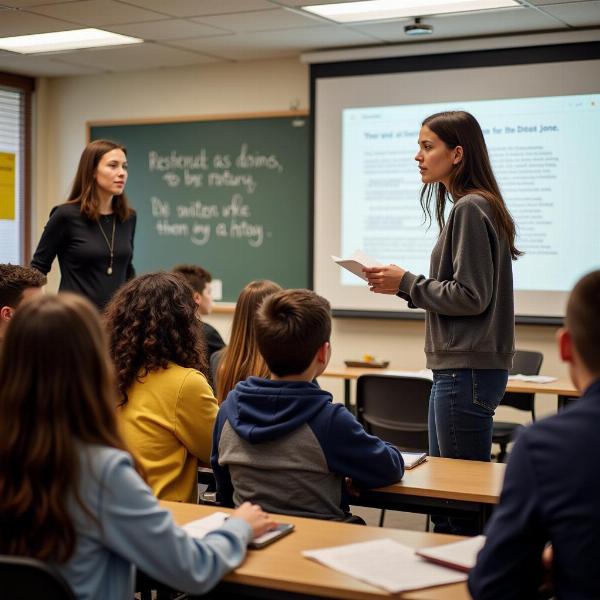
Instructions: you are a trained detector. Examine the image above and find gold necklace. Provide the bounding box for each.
[97,215,116,275]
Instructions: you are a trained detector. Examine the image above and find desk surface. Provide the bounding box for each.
[163,500,470,600]
[371,456,504,505]
[323,366,579,397]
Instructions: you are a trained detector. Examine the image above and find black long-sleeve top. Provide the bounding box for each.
[31,203,136,310]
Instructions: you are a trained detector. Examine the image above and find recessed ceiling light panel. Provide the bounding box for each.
[0,28,143,54]
[303,0,519,23]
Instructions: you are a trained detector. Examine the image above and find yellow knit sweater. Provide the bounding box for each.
[119,363,218,503]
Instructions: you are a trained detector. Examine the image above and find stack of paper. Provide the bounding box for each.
[303,539,467,593]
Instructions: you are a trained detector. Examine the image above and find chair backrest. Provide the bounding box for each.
[0,555,76,600]
[356,374,431,452]
[503,349,544,413]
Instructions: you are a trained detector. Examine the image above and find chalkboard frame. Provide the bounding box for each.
[87,110,311,312]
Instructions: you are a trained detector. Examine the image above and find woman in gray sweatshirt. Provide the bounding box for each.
[364,110,520,535]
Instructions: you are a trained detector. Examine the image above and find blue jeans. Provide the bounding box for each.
[429,368,508,534]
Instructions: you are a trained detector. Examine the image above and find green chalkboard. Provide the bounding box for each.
[89,112,310,302]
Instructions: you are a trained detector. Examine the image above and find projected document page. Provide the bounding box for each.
[341,93,600,292]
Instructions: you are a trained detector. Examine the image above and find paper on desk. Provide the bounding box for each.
[182,512,229,539]
[303,539,467,593]
[331,250,382,282]
[508,374,557,383]
[416,535,486,572]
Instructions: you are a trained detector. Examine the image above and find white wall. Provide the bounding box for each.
[34,56,568,424]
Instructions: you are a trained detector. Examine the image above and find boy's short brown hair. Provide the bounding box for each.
[566,269,600,374]
[172,264,211,294]
[0,264,46,308]
[255,289,331,377]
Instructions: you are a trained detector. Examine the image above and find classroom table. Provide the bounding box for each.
[322,366,579,411]
[355,457,505,534]
[158,500,471,600]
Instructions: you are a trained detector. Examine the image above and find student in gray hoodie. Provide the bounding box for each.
[364,111,519,535]
[211,289,404,521]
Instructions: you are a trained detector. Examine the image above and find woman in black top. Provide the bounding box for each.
[32,139,136,310]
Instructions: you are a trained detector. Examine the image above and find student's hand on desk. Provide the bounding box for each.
[233,502,276,538]
[363,265,406,294]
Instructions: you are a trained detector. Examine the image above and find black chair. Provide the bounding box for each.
[0,555,76,600]
[356,374,431,452]
[493,349,543,463]
[356,374,432,526]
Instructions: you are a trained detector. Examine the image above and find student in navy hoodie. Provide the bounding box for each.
[469,269,600,599]
[211,288,404,521]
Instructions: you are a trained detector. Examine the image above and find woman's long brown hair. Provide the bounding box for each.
[0,293,129,563]
[66,139,132,222]
[420,111,522,260]
[216,280,281,402]
[104,272,208,405]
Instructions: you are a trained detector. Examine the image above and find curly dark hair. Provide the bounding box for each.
[104,272,208,404]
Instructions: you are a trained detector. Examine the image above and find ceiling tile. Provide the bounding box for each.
[191,7,328,31]
[28,0,166,26]
[352,7,565,43]
[270,0,365,6]
[118,0,273,18]
[535,1,600,26]
[0,48,103,75]
[49,41,223,71]
[170,25,377,60]
[525,0,592,4]
[107,18,228,41]
[0,10,76,36]
[0,1,80,6]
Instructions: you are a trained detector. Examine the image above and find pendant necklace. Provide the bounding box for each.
[97,215,116,275]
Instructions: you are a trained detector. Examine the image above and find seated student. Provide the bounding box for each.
[469,269,600,600]
[211,289,404,521]
[0,293,274,600]
[105,272,218,502]
[172,264,225,361]
[213,279,281,402]
[0,263,46,342]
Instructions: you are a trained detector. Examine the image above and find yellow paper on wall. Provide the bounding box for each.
[0,152,16,220]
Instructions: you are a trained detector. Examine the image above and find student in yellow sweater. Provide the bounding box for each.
[105,272,218,502]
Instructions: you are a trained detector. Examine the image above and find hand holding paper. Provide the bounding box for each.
[363,263,407,294]
[331,250,382,282]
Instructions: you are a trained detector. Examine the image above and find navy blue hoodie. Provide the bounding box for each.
[211,377,404,520]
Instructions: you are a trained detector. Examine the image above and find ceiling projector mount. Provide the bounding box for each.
[404,18,434,36]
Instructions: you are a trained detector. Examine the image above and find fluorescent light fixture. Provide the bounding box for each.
[302,0,520,23]
[0,28,143,54]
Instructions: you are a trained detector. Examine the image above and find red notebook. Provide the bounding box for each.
[415,535,486,573]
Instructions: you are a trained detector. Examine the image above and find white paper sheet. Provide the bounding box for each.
[303,539,467,593]
[182,512,229,539]
[508,374,557,383]
[331,250,382,282]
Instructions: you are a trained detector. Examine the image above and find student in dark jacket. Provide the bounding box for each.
[172,264,225,361]
[469,269,600,600]
[211,289,404,521]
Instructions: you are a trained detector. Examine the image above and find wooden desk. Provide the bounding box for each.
[161,500,470,600]
[356,457,505,533]
[322,366,579,411]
